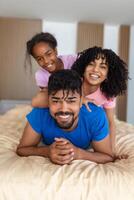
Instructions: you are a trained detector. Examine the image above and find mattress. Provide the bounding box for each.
[0,105,134,200]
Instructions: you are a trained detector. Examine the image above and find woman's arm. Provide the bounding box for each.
[104,108,116,152]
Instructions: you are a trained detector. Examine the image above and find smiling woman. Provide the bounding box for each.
[72,46,129,152]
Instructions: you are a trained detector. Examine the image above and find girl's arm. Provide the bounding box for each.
[31,87,49,108]
[82,96,99,111]
[104,108,116,152]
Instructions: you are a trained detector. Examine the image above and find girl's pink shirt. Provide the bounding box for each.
[86,87,116,109]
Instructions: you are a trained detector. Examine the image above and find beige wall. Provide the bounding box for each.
[77,22,104,52]
[116,25,130,121]
[0,18,42,100]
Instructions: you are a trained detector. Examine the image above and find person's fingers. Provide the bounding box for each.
[89,99,97,105]
[55,141,67,146]
[55,137,68,141]
[115,154,128,160]
[55,137,69,144]
[52,153,74,165]
[85,103,91,112]
[119,154,128,159]
[56,143,73,150]
[91,99,98,106]
[57,148,74,155]
[58,153,74,162]
[56,158,73,165]
[85,98,99,106]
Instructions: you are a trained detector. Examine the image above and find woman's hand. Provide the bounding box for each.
[82,97,98,112]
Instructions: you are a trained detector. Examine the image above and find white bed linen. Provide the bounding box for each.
[0,105,134,200]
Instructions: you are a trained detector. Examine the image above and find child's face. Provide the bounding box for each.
[83,57,108,87]
[32,42,58,73]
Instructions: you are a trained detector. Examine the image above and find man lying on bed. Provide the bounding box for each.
[16,69,114,165]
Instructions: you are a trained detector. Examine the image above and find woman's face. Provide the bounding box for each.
[32,42,58,73]
[83,57,108,87]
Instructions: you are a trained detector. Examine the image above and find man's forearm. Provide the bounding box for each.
[77,149,114,164]
[16,146,49,158]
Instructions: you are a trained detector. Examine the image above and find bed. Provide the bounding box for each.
[0,105,134,200]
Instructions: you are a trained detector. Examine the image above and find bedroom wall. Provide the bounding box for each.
[103,25,119,53]
[127,25,134,124]
[117,25,130,121]
[77,22,104,51]
[0,18,42,100]
[43,21,77,55]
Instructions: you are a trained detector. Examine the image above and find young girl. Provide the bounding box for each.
[26,32,77,107]
[71,46,128,151]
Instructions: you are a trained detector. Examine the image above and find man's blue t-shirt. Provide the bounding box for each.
[27,103,109,149]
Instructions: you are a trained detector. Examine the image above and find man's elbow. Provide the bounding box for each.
[16,146,25,157]
[103,145,115,164]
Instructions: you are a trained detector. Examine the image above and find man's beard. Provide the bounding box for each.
[55,112,75,130]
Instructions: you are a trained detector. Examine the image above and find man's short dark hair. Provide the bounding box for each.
[48,69,82,96]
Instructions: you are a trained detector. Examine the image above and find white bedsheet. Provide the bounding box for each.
[0,105,134,200]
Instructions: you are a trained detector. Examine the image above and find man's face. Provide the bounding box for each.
[49,90,82,131]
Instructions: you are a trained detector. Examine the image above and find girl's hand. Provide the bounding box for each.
[82,97,98,112]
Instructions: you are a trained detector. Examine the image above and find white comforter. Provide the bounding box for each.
[0,105,134,200]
